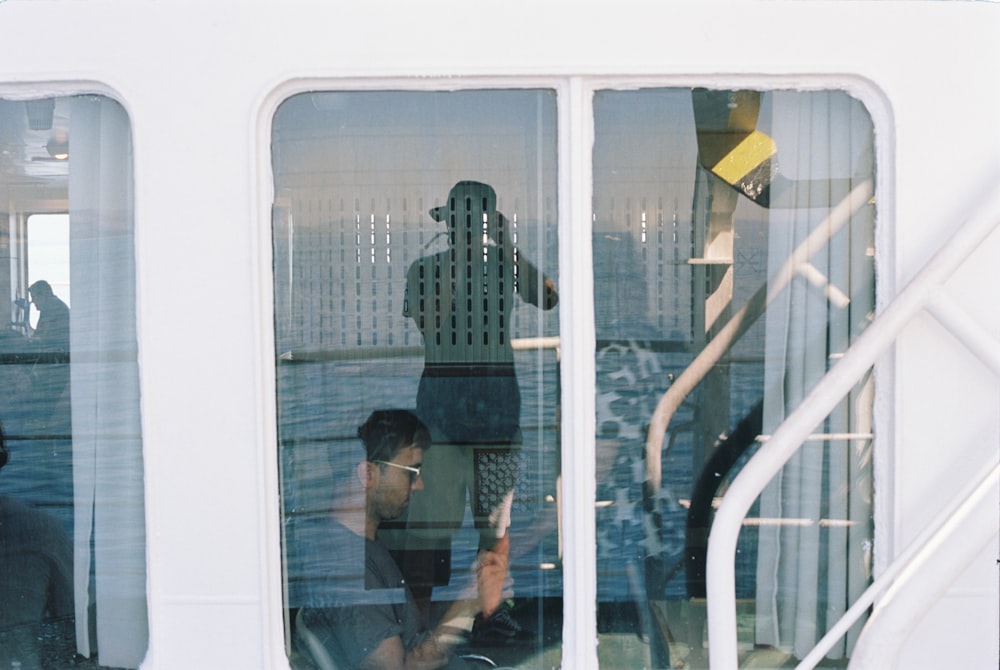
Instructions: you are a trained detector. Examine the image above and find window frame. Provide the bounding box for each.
[257,75,894,669]
[0,88,147,668]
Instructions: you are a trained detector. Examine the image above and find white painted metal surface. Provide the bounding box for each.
[816,462,999,669]
[0,2,996,668]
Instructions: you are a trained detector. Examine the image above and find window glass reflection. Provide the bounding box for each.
[592,88,875,668]
[0,96,145,669]
[273,90,562,669]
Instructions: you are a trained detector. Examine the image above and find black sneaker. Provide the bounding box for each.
[470,603,537,646]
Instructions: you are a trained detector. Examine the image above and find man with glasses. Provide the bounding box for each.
[291,409,505,669]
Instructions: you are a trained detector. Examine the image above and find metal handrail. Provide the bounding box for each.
[644,178,874,491]
[807,460,999,668]
[797,293,1000,668]
[705,182,1000,668]
[638,177,871,670]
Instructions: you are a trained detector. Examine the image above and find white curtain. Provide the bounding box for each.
[754,92,875,660]
[69,96,147,667]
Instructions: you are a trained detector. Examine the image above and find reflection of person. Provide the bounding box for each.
[0,421,74,670]
[28,279,70,416]
[389,181,557,641]
[292,409,504,670]
[28,280,69,353]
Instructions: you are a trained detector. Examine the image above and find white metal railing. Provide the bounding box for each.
[640,178,873,669]
[814,461,999,668]
[706,183,1000,669]
[644,179,874,492]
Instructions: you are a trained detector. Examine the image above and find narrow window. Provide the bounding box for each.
[25,213,70,329]
[592,88,875,668]
[273,90,562,669]
[0,96,145,668]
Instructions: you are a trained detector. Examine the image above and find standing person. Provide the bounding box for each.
[290,409,505,669]
[390,181,557,643]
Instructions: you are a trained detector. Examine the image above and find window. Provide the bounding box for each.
[592,88,875,667]
[0,96,145,669]
[272,85,876,669]
[273,90,561,669]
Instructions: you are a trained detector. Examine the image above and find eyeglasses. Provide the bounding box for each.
[372,459,422,483]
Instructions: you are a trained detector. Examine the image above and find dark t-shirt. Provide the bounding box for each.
[290,516,422,668]
[33,297,70,353]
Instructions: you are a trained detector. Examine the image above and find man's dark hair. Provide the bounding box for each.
[28,280,53,298]
[357,409,430,463]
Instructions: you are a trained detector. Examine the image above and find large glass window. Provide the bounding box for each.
[273,90,562,669]
[272,85,876,670]
[593,88,875,668]
[0,96,145,668]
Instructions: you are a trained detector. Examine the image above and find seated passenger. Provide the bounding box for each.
[25,280,71,431]
[27,280,69,354]
[288,409,505,669]
[0,421,74,670]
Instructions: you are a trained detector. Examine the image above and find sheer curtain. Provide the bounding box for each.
[69,96,147,667]
[754,92,875,660]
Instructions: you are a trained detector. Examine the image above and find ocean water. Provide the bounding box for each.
[0,346,764,616]
[277,344,764,607]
